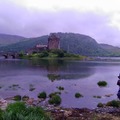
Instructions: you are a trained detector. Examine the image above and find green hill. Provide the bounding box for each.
[58,33,108,56]
[0,35,48,52]
[0,33,27,46]
[0,32,120,56]
[100,44,120,56]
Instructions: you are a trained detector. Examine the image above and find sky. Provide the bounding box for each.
[1,0,120,46]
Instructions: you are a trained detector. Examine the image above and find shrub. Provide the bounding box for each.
[97,103,104,107]
[48,95,61,105]
[49,49,65,58]
[27,54,32,58]
[38,51,49,58]
[29,88,35,91]
[75,93,83,98]
[57,51,64,57]
[19,51,25,58]
[24,106,50,120]
[106,100,120,107]
[47,74,60,82]
[38,91,47,99]
[29,84,35,91]
[49,92,61,98]
[6,102,26,113]
[13,95,21,101]
[22,96,29,101]
[93,96,101,98]
[12,84,19,87]
[2,102,51,120]
[57,86,64,90]
[0,109,3,118]
[97,81,107,87]
[42,51,49,57]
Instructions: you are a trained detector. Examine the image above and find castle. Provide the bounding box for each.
[48,33,60,50]
[28,33,60,53]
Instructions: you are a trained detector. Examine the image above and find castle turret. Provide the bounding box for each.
[48,33,60,50]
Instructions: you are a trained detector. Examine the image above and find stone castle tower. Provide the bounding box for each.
[48,33,60,50]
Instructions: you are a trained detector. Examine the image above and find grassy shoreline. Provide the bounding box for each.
[20,49,88,60]
[1,98,120,120]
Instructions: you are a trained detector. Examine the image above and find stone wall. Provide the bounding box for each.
[48,33,60,50]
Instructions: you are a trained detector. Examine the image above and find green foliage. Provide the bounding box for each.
[19,51,25,58]
[42,51,49,57]
[93,96,101,98]
[106,100,120,107]
[56,86,64,91]
[23,106,50,120]
[27,49,84,59]
[22,96,29,101]
[49,92,61,98]
[98,100,120,108]
[8,84,20,90]
[47,74,60,82]
[97,103,104,107]
[0,109,3,118]
[48,95,61,106]
[50,49,65,57]
[37,51,49,58]
[38,91,47,99]
[97,81,107,87]
[3,102,26,120]
[29,88,35,91]
[1,102,51,120]
[75,93,83,98]
[13,95,21,101]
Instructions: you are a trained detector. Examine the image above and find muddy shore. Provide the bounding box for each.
[50,107,120,120]
[1,97,120,120]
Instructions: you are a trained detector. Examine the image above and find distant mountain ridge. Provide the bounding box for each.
[0,33,27,46]
[0,32,120,56]
[100,44,120,56]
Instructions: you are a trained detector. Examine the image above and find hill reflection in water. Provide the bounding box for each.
[30,59,95,81]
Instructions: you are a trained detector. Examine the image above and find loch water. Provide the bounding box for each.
[0,57,120,109]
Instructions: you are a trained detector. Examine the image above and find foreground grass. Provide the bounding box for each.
[1,100,120,120]
[97,100,120,108]
[0,102,51,120]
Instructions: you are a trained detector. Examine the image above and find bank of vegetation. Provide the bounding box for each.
[1,99,120,120]
[20,49,87,60]
[0,102,51,120]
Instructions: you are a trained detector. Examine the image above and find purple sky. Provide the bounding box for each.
[1,0,120,46]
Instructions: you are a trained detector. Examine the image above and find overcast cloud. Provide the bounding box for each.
[0,0,120,46]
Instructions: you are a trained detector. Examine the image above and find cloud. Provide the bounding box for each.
[0,0,120,46]
[8,0,120,13]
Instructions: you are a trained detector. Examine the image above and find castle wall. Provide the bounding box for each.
[48,33,60,50]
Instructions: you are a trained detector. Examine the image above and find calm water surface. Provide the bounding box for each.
[0,58,120,109]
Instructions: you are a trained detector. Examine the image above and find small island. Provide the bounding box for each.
[19,33,87,60]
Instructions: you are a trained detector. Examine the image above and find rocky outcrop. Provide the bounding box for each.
[0,98,8,110]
